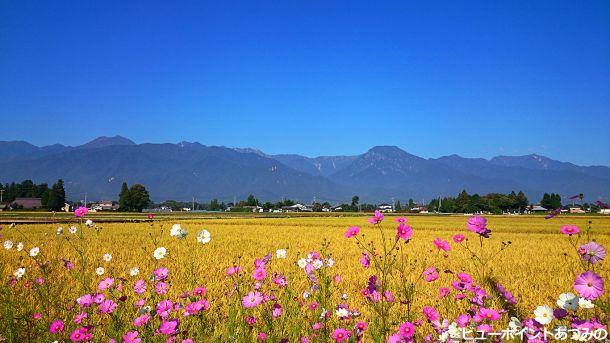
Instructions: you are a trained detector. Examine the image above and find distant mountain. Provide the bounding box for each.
[0,137,608,203]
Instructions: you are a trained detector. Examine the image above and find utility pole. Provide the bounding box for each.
[0,189,4,204]
[192,197,195,211]
[84,192,87,207]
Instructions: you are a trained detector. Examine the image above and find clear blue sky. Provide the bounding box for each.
[1,1,609,165]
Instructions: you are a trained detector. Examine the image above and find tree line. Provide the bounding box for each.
[0,179,66,211]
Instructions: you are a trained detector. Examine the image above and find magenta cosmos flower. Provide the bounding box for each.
[467,215,491,237]
[360,251,370,268]
[423,266,439,282]
[478,308,500,321]
[573,271,604,300]
[423,306,440,321]
[344,226,360,238]
[242,291,263,308]
[399,321,415,338]
[433,237,451,252]
[74,206,88,218]
[252,267,266,281]
[332,328,350,342]
[396,224,413,241]
[158,319,179,335]
[123,331,141,343]
[395,217,407,223]
[98,277,114,291]
[560,225,580,235]
[154,267,169,281]
[453,234,465,243]
[368,210,384,224]
[578,242,606,264]
[49,320,64,333]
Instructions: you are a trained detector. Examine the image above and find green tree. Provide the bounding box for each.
[129,184,151,212]
[46,179,66,211]
[351,196,360,209]
[118,182,131,211]
[246,194,259,206]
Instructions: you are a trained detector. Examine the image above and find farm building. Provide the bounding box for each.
[377,203,394,212]
[10,197,42,209]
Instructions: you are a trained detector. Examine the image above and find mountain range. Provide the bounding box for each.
[0,136,608,203]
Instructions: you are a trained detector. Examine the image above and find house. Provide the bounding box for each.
[410,205,428,213]
[0,203,8,211]
[529,205,547,212]
[569,207,585,214]
[10,198,42,209]
[242,206,264,213]
[599,209,610,215]
[92,200,119,211]
[377,203,394,213]
[331,205,343,212]
[281,203,310,212]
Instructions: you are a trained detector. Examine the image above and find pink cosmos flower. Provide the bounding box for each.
[477,324,493,333]
[184,300,207,316]
[453,234,465,243]
[384,290,395,302]
[578,242,606,264]
[93,293,105,304]
[573,271,604,300]
[438,287,450,298]
[478,308,500,321]
[344,226,360,238]
[123,331,141,343]
[99,299,117,314]
[433,237,451,252]
[457,272,473,283]
[156,300,173,318]
[135,298,146,307]
[271,303,283,318]
[69,326,92,342]
[49,320,64,333]
[154,267,169,281]
[396,224,413,241]
[98,278,114,291]
[147,213,154,220]
[182,339,194,343]
[134,314,150,327]
[399,321,415,338]
[356,321,367,332]
[252,267,266,281]
[155,282,169,295]
[134,279,146,294]
[74,311,87,324]
[32,313,41,319]
[74,206,88,218]
[395,217,407,223]
[332,328,350,342]
[242,291,263,308]
[467,215,487,233]
[77,294,94,307]
[157,319,179,335]
[226,265,242,276]
[423,266,439,282]
[423,306,440,322]
[387,334,402,343]
[456,313,471,327]
[257,333,267,341]
[193,286,206,297]
[560,225,580,235]
[368,210,384,224]
[360,251,371,268]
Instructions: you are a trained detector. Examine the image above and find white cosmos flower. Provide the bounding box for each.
[325,258,335,267]
[312,260,324,270]
[335,308,349,318]
[16,242,23,251]
[447,322,460,338]
[29,247,40,257]
[85,219,93,227]
[103,253,112,262]
[95,267,105,276]
[13,267,26,278]
[533,305,554,325]
[275,249,287,259]
[3,240,13,250]
[69,226,77,234]
[578,298,594,309]
[302,291,310,299]
[57,227,63,235]
[129,267,140,276]
[557,292,579,311]
[153,247,167,260]
[297,258,307,269]
[170,224,182,237]
[196,229,210,244]
[341,293,348,300]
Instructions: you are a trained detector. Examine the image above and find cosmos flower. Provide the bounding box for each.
[153,247,167,260]
[85,219,93,228]
[368,210,384,224]
[134,314,150,327]
[478,308,500,321]
[578,241,606,264]
[395,217,407,223]
[344,226,360,238]
[196,229,211,244]
[157,319,179,335]
[573,271,604,300]
[556,292,579,311]
[252,267,266,281]
[103,253,112,262]
[3,240,13,250]
[134,279,146,294]
[170,224,182,237]
[360,251,370,268]
[276,249,287,259]
[560,225,580,235]
[423,266,439,282]
[95,267,105,276]
[242,291,263,308]
[423,306,440,322]
[123,331,141,343]
[99,299,117,314]
[98,278,114,291]
[57,227,63,235]
[331,328,350,342]
[453,234,465,243]
[154,267,169,281]
[433,238,451,252]
[533,305,553,325]
[29,247,40,257]
[16,242,23,251]
[49,320,64,333]
[74,206,88,218]
[399,321,415,338]
[69,226,78,234]
[13,267,26,278]
[130,267,140,276]
[396,224,413,241]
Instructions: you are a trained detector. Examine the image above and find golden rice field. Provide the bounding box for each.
[0,213,608,342]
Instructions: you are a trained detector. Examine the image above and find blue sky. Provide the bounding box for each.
[1,1,609,165]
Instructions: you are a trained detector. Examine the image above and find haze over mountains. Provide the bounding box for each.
[0,136,608,203]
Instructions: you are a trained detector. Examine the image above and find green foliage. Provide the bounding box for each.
[118,182,151,212]
[428,190,530,213]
